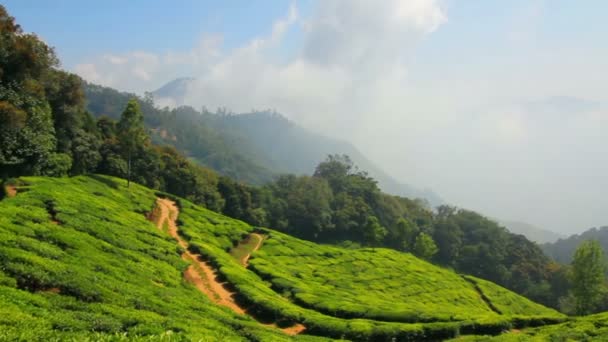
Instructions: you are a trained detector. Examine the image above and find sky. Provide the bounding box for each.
[5,0,608,234]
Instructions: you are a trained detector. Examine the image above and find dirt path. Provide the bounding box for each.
[153,198,305,335]
[240,233,264,267]
[5,185,17,198]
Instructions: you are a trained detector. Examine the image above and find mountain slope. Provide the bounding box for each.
[0,176,564,341]
[84,82,277,184]
[88,81,443,204]
[204,111,444,206]
[0,176,323,341]
[541,226,608,263]
[151,77,195,106]
[500,220,564,244]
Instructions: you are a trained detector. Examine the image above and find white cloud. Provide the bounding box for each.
[71,1,608,233]
[74,63,101,83]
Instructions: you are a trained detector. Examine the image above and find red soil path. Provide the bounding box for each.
[5,185,17,198]
[240,233,264,267]
[153,198,305,335]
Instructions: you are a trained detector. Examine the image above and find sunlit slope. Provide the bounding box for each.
[0,176,328,341]
[0,175,565,341]
[248,232,561,323]
[175,200,565,340]
[450,312,608,341]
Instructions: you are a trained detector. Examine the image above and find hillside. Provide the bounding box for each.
[0,176,326,341]
[542,226,608,263]
[500,220,563,244]
[450,312,608,341]
[0,176,565,341]
[86,81,443,205]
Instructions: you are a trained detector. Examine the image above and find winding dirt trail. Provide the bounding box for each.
[240,233,264,267]
[5,185,17,198]
[155,198,244,314]
[153,198,305,335]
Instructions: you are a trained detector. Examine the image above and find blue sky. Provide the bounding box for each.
[4,1,608,234]
[3,0,313,67]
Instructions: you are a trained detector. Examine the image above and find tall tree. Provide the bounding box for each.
[570,240,606,315]
[413,232,438,260]
[117,99,147,187]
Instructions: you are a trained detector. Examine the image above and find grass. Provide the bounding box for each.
[0,175,567,341]
[449,312,608,341]
[175,203,566,340]
[0,175,332,341]
[247,232,561,323]
[230,234,263,264]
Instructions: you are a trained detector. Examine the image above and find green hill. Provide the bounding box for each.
[451,312,608,341]
[0,176,565,341]
[0,176,326,341]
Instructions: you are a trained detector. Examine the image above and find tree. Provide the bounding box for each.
[394,218,419,252]
[362,215,387,247]
[570,240,606,315]
[413,232,438,260]
[117,99,148,187]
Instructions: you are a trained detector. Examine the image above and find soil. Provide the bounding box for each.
[5,185,17,198]
[240,233,264,267]
[152,198,305,335]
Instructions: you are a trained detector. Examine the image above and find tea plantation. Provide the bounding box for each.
[246,232,561,323]
[0,176,329,341]
[0,175,569,341]
[449,311,608,341]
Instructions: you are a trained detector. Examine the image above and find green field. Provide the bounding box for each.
[0,176,328,341]
[450,312,608,341]
[0,176,567,341]
[246,232,560,323]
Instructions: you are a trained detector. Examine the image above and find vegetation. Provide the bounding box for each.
[450,312,608,341]
[173,199,566,340]
[0,2,565,310]
[0,176,330,341]
[247,231,561,323]
[2,7,607,340]
[542,226,608,263]
[570,240,606,315]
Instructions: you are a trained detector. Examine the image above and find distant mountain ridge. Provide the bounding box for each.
[205,110,444,206]
[150,77,195,107]
[500,220,564,244]
[542,226,608,263]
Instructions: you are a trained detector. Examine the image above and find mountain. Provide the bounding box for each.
[85,80,443,205]
[147,78,444,206]
[0,176,564,341]
[150,77,195,107]
[500,220,564,244]
[542,226,608,263]
[203,110,444,206]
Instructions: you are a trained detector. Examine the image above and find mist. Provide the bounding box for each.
[74,0,608,235]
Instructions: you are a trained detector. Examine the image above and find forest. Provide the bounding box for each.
[1,5,607,336]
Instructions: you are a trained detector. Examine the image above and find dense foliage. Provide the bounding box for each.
[570,240,607,315]
[0,176,330,341]
[542,226,608,263]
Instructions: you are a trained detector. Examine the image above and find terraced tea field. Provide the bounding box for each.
[247,231,560,323]
[0,175,567,341]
